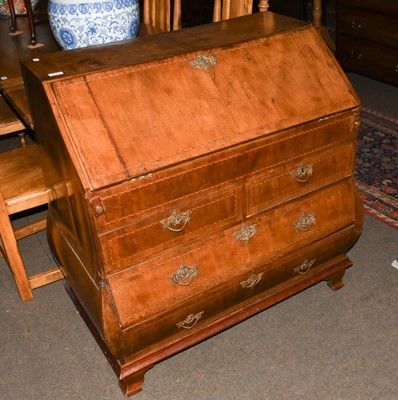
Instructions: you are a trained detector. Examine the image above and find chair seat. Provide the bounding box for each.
[0,77,33,130]
[0,144,49,214]
[0,94,25,136]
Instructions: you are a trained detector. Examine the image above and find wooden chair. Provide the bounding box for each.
[0,77,33,131]
[0,144,63,301]
[0,93,27,147]
[143,0,255,33]
[213,0,254,21]
[143,0,182,32]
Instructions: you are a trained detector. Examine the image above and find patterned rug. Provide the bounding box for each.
[355,108,398,229]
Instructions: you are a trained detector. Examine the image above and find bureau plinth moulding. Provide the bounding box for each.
[21,12,364,396]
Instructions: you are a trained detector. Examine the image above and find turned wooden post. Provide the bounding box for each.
[313,0,322,29]
[258,0,269,12]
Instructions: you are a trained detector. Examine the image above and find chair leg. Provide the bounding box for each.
[0,194,33,301]
[17,132,28,147]
[7,0,18,34]
[24,0,38,46]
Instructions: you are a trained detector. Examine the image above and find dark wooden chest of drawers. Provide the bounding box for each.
[22,12,363,396]
[336,0,398,86]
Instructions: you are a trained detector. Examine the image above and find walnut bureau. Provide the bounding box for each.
[21,12,364,396]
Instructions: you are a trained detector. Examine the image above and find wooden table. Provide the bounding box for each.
[0,17,165,130]
[0,15,60,135]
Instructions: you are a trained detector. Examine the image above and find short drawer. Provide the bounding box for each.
[243,179,357,268]
[119,226,357,354]
[246,143,355,215]
[100,185,243,273]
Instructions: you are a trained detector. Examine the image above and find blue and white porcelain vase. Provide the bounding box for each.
[48,0,140,50]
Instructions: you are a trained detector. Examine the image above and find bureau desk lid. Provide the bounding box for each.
[22,12,359,191]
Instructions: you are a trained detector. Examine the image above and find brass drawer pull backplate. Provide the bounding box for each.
[240,273,264,288]
[161,210,192,232]
[294,258,316,275]
[293,212,316,231]
[169,264,199,286]
[234,223,257,242]
[177,311,204,330]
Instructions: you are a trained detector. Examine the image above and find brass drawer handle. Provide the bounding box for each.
[351,21,364,30]
[293,212,316,231]
[161,210,192,232]
[177,311,204,330]
[169,264,199,286]
[233,223,257,242]
[350,50,363,61]
[291,163,313,183]
[189,54,217,71]
[294,258,316,275]
[240,272,264,288]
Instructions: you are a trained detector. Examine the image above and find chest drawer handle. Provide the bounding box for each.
[177,311,204,330]
[240,272,264,288]
[291,163,313,183]
[351,21,364,30]
[161,210,192,232]
[233,223,258,242]
[294,258,316,275]
[293,212,316,231]
[169,264,199,286]
[350,50,363,62]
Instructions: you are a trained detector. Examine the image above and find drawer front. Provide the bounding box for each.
[336,34,398,86]
[100,185,243,273]
[91,114,355,232]
[108,225,248,327]
[243,179,357,268]
[337,6,398,47]
[108,179,356,328]
[120,227,356,354]
[338,0,398,14]
[246,142,355,215]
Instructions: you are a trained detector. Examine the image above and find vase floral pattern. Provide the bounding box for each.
[48,0,139,50]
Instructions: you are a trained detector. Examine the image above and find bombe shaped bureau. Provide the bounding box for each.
[22,12,363,396]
